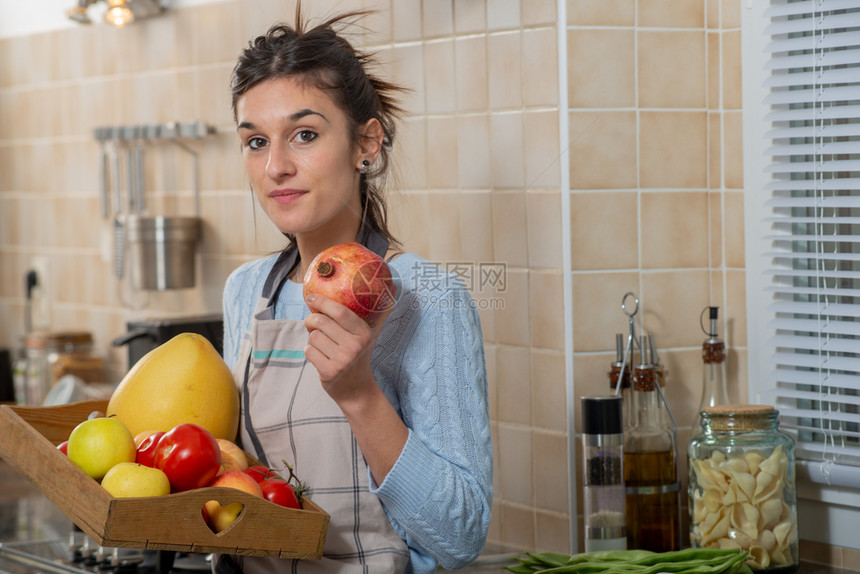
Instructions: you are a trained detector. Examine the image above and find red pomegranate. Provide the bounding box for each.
[303,242,396,324]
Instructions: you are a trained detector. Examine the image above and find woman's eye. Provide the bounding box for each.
[293,130,317,144]
[247,137,267,150]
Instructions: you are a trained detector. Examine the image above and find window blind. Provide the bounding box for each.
[761,0,860,474]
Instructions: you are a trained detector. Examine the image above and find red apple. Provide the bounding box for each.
[303,242,396,324]
[203,471,263,533]
[216,438,248,473]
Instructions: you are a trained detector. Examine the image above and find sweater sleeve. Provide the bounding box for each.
[369,265,493,572]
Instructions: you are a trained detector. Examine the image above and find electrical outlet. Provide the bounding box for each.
[30,256,51,330]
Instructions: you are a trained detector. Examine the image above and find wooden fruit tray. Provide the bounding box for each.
[0,400,329,559]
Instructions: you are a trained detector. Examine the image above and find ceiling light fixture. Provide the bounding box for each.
[104,0,135,27]
[66,0,167,28]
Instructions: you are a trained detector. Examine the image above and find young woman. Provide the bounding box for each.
[220,6,493,573]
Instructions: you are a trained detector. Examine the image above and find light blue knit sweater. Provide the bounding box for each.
[222,252,493,573]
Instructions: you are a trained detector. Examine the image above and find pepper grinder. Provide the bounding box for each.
[581,395,627,552]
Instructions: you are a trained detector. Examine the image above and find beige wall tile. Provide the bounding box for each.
[707,0,720,29]
[524,110,562,189]
[488,0,521,31]
[529,270,564,350]
[534,430,570,512]
[708,112,722,188]
[395,117,427,191]
[197,66,234,127]
[527,191,563,269]
[638,30,706,109]
[725,269,747,348]
[535,510,572,553]
[638,0,705,28]
[567,0,634,26]
[722,0,741,29]
[659,347,705,429]
[570,191,639,271]
[640,269,711,348]
[391,0,422,42]
[497,344,532,425]
[491,191,528,268]
[390,43,426,116]
[422,1,453,38]
[496,268,530,347]
[427,192,462,262]
[523,27,559,108]
[460,190,495,266]
[723,111,743,189]
[843,547,860,571]
[426,116,459,189]
[571,271,640,353]
[572,354,618,426]
[454,0,487,34]
[722,30,742,110]
[532,349,568,432]
[500,502,536,550]
[799,540,843,567]
[709,191,723,267]
[424,39,457,115]
[455,35,489,112]
[641,191,709,269]
[568,29,635,109]
[707,32,720,109]
[489,31,523,111]
[724,190,745,268]
[490,112,525,189]
[569,111,637,190]
[523,0,557,26]
[497,424,534,505]
[639,111,708,189]
[458,114,491,189]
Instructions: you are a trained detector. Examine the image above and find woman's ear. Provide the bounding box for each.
[356,118,384,163]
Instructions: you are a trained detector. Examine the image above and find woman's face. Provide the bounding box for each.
[236,76,365,240]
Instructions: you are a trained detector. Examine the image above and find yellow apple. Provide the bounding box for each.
[203,470,262,533]
[101,462,171,498]
[216,439,249,473]
[67,417,136,481]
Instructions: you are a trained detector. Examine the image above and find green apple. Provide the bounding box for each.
[67,417,136,481]
[101,462,171,498]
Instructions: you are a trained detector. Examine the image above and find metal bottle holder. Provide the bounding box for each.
[97,122,212,292]
[612,291,684,550]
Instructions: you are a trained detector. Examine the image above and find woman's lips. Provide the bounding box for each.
[269,189,305,204]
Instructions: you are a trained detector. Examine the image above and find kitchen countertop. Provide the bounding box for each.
[0,460,852,574]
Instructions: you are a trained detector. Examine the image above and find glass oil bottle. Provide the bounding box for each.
[582,395,627,552]
[623,338,681,552]
[693,306,729,432]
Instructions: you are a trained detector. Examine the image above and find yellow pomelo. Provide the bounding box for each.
[107,333,239,440]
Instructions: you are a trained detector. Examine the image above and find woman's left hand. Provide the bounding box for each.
[303,293,392,403]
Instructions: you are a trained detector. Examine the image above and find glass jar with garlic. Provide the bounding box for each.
[687,405,798,574]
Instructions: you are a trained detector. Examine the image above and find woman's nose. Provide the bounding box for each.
[266,141,296,179]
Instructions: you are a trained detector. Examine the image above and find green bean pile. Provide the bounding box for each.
[506,547,753,574]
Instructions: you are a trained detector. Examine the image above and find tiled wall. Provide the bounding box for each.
[3,0,845,563]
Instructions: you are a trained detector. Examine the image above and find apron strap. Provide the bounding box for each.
[242,227,391,460]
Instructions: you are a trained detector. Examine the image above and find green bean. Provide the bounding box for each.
[505,548,749,574]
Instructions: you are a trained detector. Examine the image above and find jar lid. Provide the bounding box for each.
[581,395,623,435]
[704,404,774,415]
[703,404,778,431]
[25,331,93,350]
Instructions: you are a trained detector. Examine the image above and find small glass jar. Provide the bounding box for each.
[23,331,95,405]
[687,405,798,574]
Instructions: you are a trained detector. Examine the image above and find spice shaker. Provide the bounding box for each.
[581,395,627,551]
[688,405,798,573]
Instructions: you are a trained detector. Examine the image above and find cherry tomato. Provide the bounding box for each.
[244,465,283,483]
[153,424,221,492]
[260,477,300,509]
[135,431,165,467]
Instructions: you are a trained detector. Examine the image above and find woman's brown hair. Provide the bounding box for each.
[231,3,405,244]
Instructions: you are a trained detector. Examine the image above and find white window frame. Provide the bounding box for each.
[742,0,860,549]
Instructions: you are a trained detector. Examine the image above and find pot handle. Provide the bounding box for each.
[111,329,154,348]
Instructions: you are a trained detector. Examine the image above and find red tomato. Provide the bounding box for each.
[57,441,68,455]
[260,477,300,509]
[244,465,282,483]
[135,431,165,467]
[153,424,222,492]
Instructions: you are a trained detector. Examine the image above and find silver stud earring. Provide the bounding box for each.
[360,159,370,174]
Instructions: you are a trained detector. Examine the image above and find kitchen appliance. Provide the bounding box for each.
[112,314,223,368]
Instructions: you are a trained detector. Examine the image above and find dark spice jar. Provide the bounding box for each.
[687,405,798,573]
